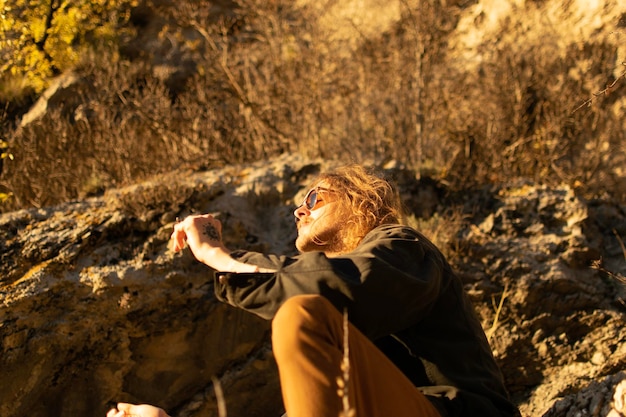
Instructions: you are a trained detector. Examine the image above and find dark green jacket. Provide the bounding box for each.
[214,224,520,417]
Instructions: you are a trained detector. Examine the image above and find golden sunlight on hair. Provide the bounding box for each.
[313,164,403,251]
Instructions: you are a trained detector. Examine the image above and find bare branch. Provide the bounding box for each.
[572,62,626,113]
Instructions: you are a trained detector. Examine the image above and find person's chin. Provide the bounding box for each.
[295,235,310,252]
[295,234,321,253]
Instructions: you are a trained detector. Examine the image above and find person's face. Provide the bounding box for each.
[293,182,344,253]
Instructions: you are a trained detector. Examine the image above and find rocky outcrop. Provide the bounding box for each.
[0,155,311,417]
[1,153,625,417]
[543,373,626,417]
[455,183,626,416]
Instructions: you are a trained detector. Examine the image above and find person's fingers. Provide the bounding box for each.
[106,408,121,417]
[170,222,187,252]
[114,403,170,417]
[170,213,224,253]
[116,403,132,411]
[172,233,184,252]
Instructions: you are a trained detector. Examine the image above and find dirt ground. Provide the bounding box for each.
[435,181,626,416]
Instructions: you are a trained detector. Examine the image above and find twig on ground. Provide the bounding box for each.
[212,376,227,417]
[591,258,626,285]
[589,229,626,285]
[487,284,509,343]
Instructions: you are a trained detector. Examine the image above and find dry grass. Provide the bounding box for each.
[486,284,509,343]
[0,0,624,213]
[211,376,227,417]
[405,209,467,259]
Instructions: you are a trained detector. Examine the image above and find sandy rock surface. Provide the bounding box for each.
[1,153,625,417]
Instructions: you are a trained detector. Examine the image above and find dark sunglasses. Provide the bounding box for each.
[298,187,331,210]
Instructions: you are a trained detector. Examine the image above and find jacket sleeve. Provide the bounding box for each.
[214,224,446,339]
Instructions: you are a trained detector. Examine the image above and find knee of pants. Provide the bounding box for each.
[271,294,337,358]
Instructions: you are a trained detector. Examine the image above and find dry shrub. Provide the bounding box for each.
[1,52,184,210]
[0,0,624,213]
[406,208,467,260]
[437,20,626,199]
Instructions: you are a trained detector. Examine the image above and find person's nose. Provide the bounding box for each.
[294,204,309,222]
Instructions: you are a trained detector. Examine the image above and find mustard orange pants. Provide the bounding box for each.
[271,294,443,417]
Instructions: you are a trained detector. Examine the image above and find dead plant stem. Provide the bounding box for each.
[212,376,227,417]
[487,284,509,343]
[337,308,355,417]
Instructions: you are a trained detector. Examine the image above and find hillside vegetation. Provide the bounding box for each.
[1,2,626,416]
[0,0,625,211]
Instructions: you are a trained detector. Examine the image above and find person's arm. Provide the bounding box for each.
[170,214,275,273]
[216,225,447,339]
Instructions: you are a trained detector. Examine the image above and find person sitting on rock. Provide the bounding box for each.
[107,164,521,417]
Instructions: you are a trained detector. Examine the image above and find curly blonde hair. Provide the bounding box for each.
[310,164,404,252]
